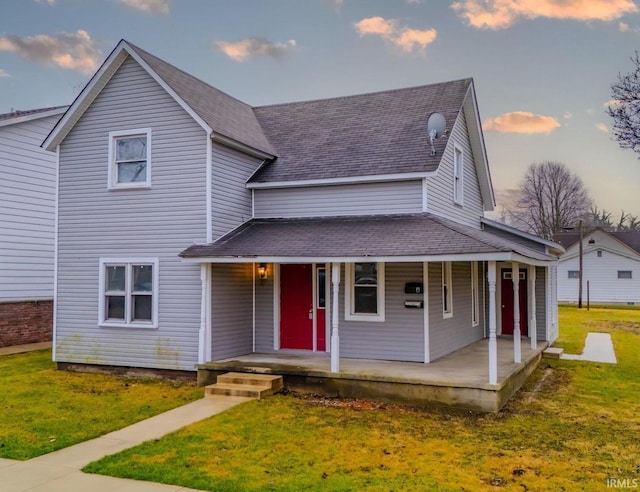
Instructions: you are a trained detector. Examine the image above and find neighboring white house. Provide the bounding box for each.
[554,229,640,305]
[0,106,67,347]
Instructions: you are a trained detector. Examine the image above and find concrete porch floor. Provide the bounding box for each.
[198,338,547,412]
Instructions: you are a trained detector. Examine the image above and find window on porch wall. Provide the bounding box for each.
[442,261,453,318]
[345,262,385,322]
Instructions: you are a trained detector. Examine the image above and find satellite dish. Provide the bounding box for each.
[427,112,447,156]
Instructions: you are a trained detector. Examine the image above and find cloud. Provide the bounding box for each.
[0,30,101,74]
[596,122,609,132]
[0,68,9,77]
[620,21,630,31]
[354,16,437,53]
[214,38,297,62]
[484,111,561,134]
[35,0,57,4]
[563,111,572,120]
[115,0,170,14]
[451,0,638,29]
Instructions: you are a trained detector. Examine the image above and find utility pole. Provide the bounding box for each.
[578,219,583,309]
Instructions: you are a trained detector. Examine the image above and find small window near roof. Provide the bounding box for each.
[108,129,151,189]
[618,270,632,279]
[597,250,603,257]
[568,270,579,279]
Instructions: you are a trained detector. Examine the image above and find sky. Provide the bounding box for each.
[0,0,639,218]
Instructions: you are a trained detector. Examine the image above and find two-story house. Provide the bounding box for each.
[0,106,66,347]
[44,40,563,411]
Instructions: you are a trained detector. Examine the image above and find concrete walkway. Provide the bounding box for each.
[561,332,617,363]
[0,395,251,491]
[0,341,52,356]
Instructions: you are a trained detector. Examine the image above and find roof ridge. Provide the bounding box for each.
[0,105,68,121]
[254,78,472,110]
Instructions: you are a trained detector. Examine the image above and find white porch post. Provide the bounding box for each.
[528,265,537,350]
[198,264,212,364]
[488,261,498,385]
[330,262,340,372]
[512,262,521,364]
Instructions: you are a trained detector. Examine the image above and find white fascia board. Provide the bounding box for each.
[181,252,515,264]
[560,246,640,263]
[246,171,436,189]
[43,40,212,151]
[0,107,68,129]
[182,251,557,266]
[464,82,495,211]
[123,43,212,135]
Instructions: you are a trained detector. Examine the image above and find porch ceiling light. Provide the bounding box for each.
[258,263,268,280]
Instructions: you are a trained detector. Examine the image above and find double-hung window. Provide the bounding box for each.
[99,258,158,328]
[453,144,464,205]
[442,261,453,318]
[108,129,152,189]
[345,262,385,322]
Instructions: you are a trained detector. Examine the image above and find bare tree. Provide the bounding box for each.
[608,51,640,157]
[509,161,592,239]
[586,205,613,229]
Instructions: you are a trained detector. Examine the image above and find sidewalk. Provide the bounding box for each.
[0,394,251,491]
[0,341,52,356]
[561,332,617,363]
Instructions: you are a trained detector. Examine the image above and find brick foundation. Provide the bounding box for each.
[0,300,53,348]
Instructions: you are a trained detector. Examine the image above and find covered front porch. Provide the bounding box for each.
[197,337,546,412]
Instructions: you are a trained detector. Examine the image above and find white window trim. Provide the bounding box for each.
[345,262,385,322]
[442,261,453,319]
[471,261,479,327]
[98,257,159,328]
[453,143,464,206]
[108,128,152,189]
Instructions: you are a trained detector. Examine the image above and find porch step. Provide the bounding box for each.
[542,347,564,359]
[205,372,283,399]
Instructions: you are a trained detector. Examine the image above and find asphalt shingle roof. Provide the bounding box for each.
[250,79,471,183]
[180,213,553,261]
[554,229,640,254]
[127,42,275,156]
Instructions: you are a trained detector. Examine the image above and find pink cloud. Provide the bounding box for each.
[484,111,561,134]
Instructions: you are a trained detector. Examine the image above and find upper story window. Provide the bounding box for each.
[108,129,152,189]
[453,144,464,205]
[345,262,385,322]
[597,250,603,257]
[99,258,159,328]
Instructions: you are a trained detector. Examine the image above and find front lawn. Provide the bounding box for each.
[0,350,202,460]
[84,307,640,491]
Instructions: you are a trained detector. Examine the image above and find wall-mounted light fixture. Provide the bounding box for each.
[258,263,268,280]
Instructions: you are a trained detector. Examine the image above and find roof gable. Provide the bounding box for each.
[44,40,274,155]
[556,228,640,260]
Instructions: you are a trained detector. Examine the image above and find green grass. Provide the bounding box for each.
[0,350,202,460]
[84,307,640,491]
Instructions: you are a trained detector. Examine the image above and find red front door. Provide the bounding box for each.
[501,269,529,336]
[316,267,326,351]
[280,264,313,350]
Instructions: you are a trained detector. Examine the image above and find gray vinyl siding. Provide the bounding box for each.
[339,263,424,362]
[0,115,59,301]
[253,181,423,218]
[428,262,484,361]
[254,267,274,352]
[211,264,253,359]
[56,56,207,371]
[211,143,261,239]
[427,110,484,228]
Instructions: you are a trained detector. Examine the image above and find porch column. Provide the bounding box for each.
[512,262,521,364]
[330,262,340,372]
[528,265,537,350]
[488,261,497,385]
[198,264,212,364]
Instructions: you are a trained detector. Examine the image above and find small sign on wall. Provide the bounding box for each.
[404,282,423,294]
